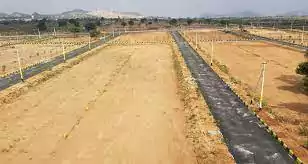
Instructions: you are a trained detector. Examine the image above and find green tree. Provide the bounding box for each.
[69,26,82,33]
[187,19,193,26]
[58,20,68,27]
[121,21,127,27]
[84,22,97,32]
[140,18,147,24]
[37,18,47,31]
[68,19,79,26]
[169,18,178,26]
[128,20,134,26]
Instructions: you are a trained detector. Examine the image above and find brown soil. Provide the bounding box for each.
[0,37,89,76]
[248,28,308,46]
[185,31,308,163]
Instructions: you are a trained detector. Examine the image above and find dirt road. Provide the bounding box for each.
[0,44,196,164]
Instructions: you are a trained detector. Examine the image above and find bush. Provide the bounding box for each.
[90,30,100,37]
[1,65,6,73]
[296,62,308,75]
[84,22,97,32]
[304,140,308,149]
[169,19,178,26]
[299,124,308,136]
[128,20,134,26]
[296,61,308,90]
[121,21,127,27]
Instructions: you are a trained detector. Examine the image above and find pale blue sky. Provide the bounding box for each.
[0,0,307,17]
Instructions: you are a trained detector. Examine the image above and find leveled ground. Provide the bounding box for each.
[0,37,90,76]
[184,30,308,162]
[184,30,242,41]
[248,28,308,45]
[0,32,233,163]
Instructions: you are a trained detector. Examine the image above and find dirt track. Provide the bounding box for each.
[0,44,197,164]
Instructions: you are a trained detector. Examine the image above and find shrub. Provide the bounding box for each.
[1,65,6,73]
[296,62,308,91]
[299,124,308,136]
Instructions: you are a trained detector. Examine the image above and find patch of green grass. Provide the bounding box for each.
[304,139,308,149]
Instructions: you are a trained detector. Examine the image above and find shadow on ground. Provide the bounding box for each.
[275,74,307,95]
[272,102,308,114]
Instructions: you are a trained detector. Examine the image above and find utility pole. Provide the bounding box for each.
[210,39,214,66]
[16,49,24,82]
[259,62,267,110]
[62,42,66,61]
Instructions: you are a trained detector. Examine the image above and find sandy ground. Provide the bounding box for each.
[248,28,308,45]
[114,32,170,42]
[0,37,90,76]
[184,31,241,41]
[0,43,198,164]
[185,31,308,162]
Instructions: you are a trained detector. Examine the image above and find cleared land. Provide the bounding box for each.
[0,32,233,163]
[0,36,91,76]
[184,30,242,41]
[248,28,308,45]
[184,30,308,163]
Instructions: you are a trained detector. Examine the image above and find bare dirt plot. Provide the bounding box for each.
[248,28,308,45]
[0,41,199,163]
[114,31,171,42]
[0,37,89,76]
[0,31,235,164]
[184,30,242,42]
[195,40,308,162]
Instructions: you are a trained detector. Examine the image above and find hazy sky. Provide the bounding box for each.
[0,0,307,17]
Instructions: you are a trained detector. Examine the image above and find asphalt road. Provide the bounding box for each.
[171,31,294,164]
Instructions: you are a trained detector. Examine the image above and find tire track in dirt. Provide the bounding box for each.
[60,50,134,141]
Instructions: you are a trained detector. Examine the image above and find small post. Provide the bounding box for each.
[54,27,56,36]
[195,32,198,49]
[113,28,115,37]
[210,39,214,66]
[88,33,91,49]
[38,29,41,39]
[16,49,24,82]
[302,25,305,44]
[62,42,66,61]
[259,62,267,110]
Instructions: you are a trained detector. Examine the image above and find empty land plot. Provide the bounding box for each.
[194,37,308,162]
[113,31,171,43]
[248,28,308,45]
[0,37,89,76]
[184,30,242,42]
[0,32,233,164]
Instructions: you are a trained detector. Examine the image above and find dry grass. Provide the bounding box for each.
[169,36,234,163]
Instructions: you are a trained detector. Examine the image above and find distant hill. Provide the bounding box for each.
[0,9,143,20]
[9,12,31,18]
[0,13,8,17]
[88,10,143,18]
[200,11,261,18]
[281,10,308,16]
